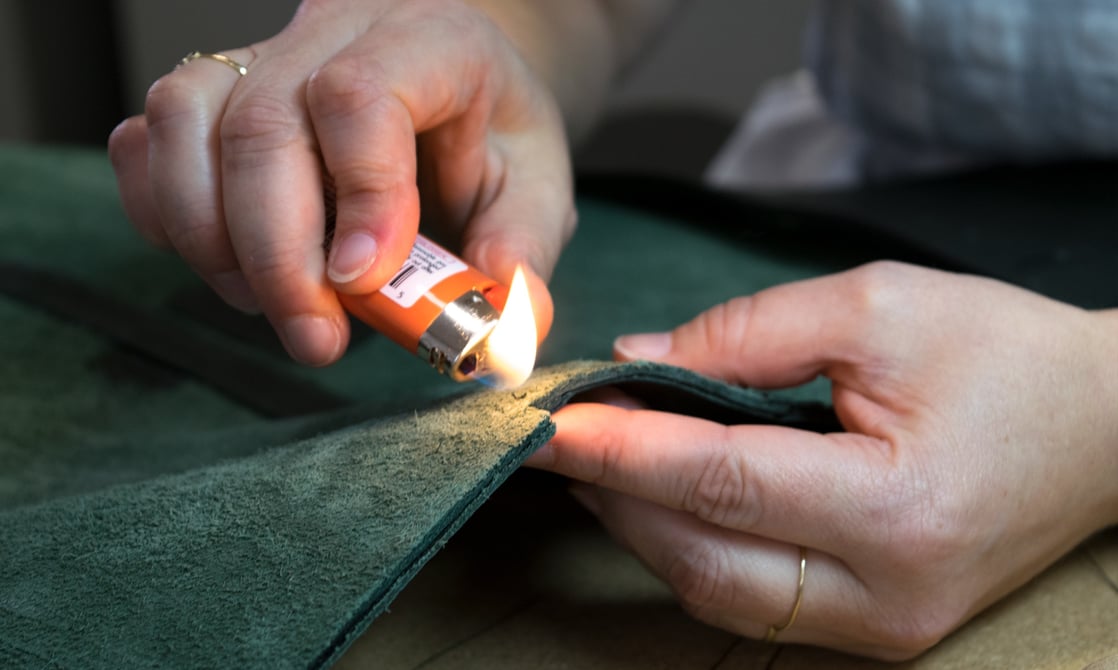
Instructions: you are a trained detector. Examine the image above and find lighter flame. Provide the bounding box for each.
[483,266,537,389]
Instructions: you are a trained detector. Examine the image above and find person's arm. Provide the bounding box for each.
[108,0,678,366]
[528,262,1118,659]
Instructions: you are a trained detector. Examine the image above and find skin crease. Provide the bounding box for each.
[527,262,1118,659]
[108,0,1118,660]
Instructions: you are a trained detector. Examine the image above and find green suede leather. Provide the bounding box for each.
[0,359,837,669]
[0,146,844,668]
[4,146,1113,670]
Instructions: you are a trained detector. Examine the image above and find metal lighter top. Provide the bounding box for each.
[337,234,536,387]
[324,175,533,387]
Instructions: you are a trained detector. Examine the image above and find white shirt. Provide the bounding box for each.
[706,0,1118,190]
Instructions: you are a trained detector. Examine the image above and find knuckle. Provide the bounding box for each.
[847,261,916,318]
[831,261,923,356]
[331,159,412,202]
[687,296,757,359]
[144,75,205,131]
[684,446,757,528]
[166,217,227,267]
[664,542,735,614]
[584,424,627,487]
[548,412,627,485]
[239,239,307,288]
[220,94,304,160]
[306,65,411,197]
[306,57,391,122]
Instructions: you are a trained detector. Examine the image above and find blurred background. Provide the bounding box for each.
[0,0,812,149]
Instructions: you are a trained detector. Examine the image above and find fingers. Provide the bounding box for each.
[306,7,492,296]
[307,5,574,313]
[456,128,573,342]
[215,35,357,365]
[530,403,890,553]
[144,48,262,314]
[306,26,422,295]
[575,485,888,656]
[448,30,574,341]
[113,0,571,365]
[611,263,928,390]
[218,96,347,364]
[108,117,168,248]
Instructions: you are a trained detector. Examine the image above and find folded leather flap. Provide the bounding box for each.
[0,360,831,669]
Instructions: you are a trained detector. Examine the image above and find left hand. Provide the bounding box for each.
[526,261,1118,660]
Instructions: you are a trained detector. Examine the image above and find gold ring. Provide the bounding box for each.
[179,51,248,77]
[765,546,807,643]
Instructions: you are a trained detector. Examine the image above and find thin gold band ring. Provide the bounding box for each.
[179,51,248,77]
[765,546,807,643]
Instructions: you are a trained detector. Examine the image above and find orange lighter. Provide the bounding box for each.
[337,234,510,382]
[324,172,535,388]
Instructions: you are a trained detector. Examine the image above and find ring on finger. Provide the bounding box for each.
[765,545,807,643]
[179,51,248,77]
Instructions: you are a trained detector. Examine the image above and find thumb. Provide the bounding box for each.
[613,271,872,389]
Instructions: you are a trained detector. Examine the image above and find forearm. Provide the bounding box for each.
[467,0,680,141]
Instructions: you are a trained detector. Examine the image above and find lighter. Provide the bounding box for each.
[324,177,537,388]
[338,234,539,388]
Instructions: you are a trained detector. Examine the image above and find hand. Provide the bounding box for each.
[527,261,1118,659]
[108,0,574,365]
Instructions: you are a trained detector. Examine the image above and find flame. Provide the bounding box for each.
[483,266,537,389]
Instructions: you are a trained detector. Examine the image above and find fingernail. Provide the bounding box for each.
[281,315,341,366]
[568,484,602,516]
[212,270,260,314]
[614,332,671,361]
[328,232,378,284]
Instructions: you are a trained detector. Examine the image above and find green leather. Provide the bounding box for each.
[0,146,842,668]
[4,146,1113,670]
[0,358,837,669]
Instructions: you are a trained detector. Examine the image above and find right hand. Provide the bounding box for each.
[108,0,575,366]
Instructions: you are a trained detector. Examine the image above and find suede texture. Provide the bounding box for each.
[3,356,835,669]
[0,146,843,668]
[1,146,1114,669]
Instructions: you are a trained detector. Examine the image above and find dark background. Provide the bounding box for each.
[0,0,813,147]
